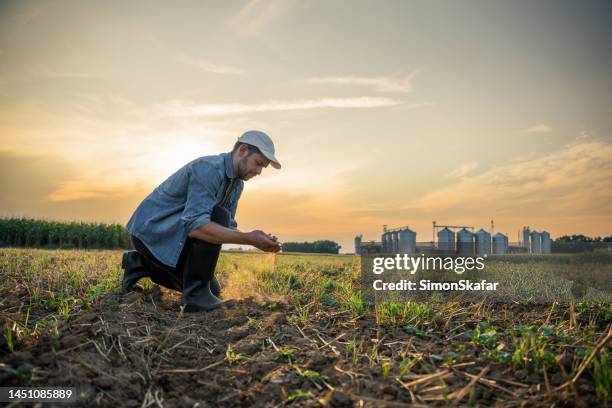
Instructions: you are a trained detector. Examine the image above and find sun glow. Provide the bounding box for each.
[148,140,212,183]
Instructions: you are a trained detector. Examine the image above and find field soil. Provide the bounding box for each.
[1,249,610,407]
[2,285,606,407]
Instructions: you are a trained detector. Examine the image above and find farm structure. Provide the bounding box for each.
[356,221,553,255]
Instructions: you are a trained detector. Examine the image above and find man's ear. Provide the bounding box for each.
[238,144,250,158]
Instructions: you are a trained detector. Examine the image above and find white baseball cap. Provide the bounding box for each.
[237,130,281,169]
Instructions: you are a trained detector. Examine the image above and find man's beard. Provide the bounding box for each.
[237,157,249,180]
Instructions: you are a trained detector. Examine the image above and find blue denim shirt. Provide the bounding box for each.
[126,152,243,268]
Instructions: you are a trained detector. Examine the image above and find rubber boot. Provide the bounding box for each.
[210,275,222,298]
[181,240,223,312]
[121,251,146,292]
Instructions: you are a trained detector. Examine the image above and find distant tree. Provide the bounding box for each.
[282,240,341,254]
[555,234,612,243]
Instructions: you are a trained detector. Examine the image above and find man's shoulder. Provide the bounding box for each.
[189,152,226,167]
[188,153,228,175]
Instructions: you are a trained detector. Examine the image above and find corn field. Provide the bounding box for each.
[0,217,131,249]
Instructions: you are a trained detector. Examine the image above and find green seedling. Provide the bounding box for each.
[287,389,313,402]
[293,364,325,388]
[593,349,611,402]
[225,344,247,365]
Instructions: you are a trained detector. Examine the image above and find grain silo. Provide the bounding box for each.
[522,227,531,251]
[457,228,475,255]
[381,232,388,252]
[438,227,455,253]
[354,235,362,255]
[541,231,551,254]
[391,230,399,253]
[492,233,508,254]
[531,231,542,254]
[475,229,491,255]
[398,228,417,253]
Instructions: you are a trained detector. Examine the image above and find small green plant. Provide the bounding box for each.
[382,362,392,377]
[287,389,313,402]
[268,337,298,361]
[404,324,427,339]
[246,316,263,331]
[510,325,555,372]
[225,344,247,365]
[470,321,499,349]
[347,291,367,318]
[593,349,611,402]
[293,364,325,387]
[346,337,363,365]
[294,301,310,323]
[4,326,14,353]
[319,293,336,306]
[261,301,278,310]
[398,357,412,377]
[0,363,33,383]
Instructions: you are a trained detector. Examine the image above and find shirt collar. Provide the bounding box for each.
[224,151,234,179]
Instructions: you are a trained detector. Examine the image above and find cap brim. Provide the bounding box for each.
[260,149,281,169]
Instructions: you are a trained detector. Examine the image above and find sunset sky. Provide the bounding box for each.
[1,0,611,252]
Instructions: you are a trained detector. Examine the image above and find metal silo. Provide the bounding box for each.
[541,231,551,254]
[475,229,491,255]
[391,231,399,253]
[492,233,508,254]
[522,227,531,251]
[398,228,417,253]
[530,231,542,254]
[381,232,388,252]
[457,228,475,255]
[438,227,455,253]
[355,235,362,255]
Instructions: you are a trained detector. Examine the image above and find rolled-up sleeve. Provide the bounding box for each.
[181,162,221,234]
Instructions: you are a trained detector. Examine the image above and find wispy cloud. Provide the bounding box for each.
[28,66,99,79]
[230,0,296,36]
[521,124,552,134]
[153,97,406,116]
[307,71,420,92]
[445,161,479,179]
[409,138,612,217]
[176,53,245,75]
[47,181,130,202]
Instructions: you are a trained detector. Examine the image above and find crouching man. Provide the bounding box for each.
[121,130,282,312]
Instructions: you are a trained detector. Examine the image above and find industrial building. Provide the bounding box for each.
[355,222,552,255]
[521,226,552,254]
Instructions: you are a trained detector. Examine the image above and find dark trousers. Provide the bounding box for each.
[128,203,231,304]
[131,235,222,293]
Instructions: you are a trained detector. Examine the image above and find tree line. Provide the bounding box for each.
[555,234,612,243]
[0,217,131,249]
[282,240,341,254]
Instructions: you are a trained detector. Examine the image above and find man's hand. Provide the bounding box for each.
[247,230,281,252]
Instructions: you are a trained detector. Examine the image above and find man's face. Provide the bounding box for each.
[237,149,270,181]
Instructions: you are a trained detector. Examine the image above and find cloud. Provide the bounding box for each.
[408,139,612,218]
[0,149,150,224]
[0,150,75,209]
[230,0,296,36]
[445,161,479,179]
[28,66,99,79]
[46,181,133,202]
[577,130,591,140]
[153,97,406,117]
[521,124,552,134]
[176,53,245,75]
[307,71,420,92]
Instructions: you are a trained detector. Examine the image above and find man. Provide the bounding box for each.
[121,130,282,312]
